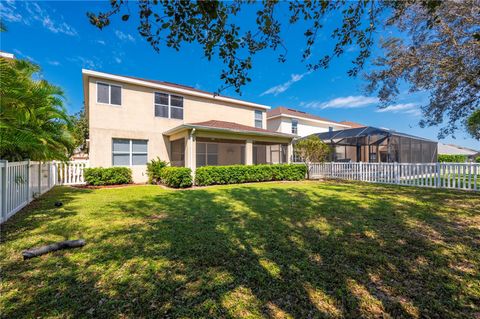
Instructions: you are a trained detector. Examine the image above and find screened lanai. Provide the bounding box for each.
[311,126,438,163]
[164,120,294,169]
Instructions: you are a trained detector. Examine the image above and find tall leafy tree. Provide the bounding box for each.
[366,0,480,138]
[466,110,480,140]
[70,109,89,153]
[0,58,75,161]
[88,0,478,139]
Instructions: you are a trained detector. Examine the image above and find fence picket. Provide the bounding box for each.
[303,161,479,193]
[1,160,89,223]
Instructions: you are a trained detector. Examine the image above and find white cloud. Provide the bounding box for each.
[96,40,106,45]
[115,30,135,42]
[114,57,122,64]
[0,1,22,22]
[303,95,379,109]
[376,103,421,116]
[67,56,101,69]
[3,1,77,36]
[12,49,36,62]
[25,2,77,36]
[261,72,309,96]
[47,60,60,66]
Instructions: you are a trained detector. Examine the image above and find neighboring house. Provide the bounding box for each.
[266,107,350,137]
[82,69,295,182]
[313,126,438,163]
[438,143,479,161]
[0,51,15,60]
[339,120,365,128]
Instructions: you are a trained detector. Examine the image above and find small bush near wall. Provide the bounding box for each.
[161,167,193,188]
[84,167,132,186]
[195,164,306,186]
[476,156,480,163]
[146,157,169,184]
[438,154,468,162]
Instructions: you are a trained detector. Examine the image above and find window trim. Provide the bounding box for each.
[291,119,298,134]
[96,81,123,106]
[153,91,184,120]
[254,110,263,128]
[112,138,148,166]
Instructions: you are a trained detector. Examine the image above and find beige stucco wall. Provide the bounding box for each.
[87,76,270,182]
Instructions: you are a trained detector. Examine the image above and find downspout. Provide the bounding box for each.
[190,128,196,170]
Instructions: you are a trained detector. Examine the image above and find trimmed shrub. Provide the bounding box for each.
[195,164,306,186]
[476,156,480,163]
[84,167,132,186]
[146,157,169,184]
[438,154,468,163]
[161,167,192,188]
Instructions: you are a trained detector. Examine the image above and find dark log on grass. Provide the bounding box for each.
[22,239,86,260]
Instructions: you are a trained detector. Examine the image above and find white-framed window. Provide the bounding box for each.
[154,92,184,119]
[291,119,298,134]
[97,82,122,106]
[112,139,148,166]
[196,142,218,167]
[255,110,263,128]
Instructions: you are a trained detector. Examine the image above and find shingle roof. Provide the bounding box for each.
[189,120,292,136]
[267,106,347,126]
[339,121,365,128]
[164,120,294,138]
[120,75,265,108]
[123,75,213,96]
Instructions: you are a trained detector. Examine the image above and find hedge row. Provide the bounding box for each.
[438,154,468,163]
[146,157,168,184]
[84,167,132,186]
[195,164,306,186]
[161,167,193,188]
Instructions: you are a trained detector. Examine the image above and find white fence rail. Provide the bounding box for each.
[0,160,88,223]
[308,162,479,191]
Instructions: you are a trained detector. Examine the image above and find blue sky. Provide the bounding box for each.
[1,1,478,149]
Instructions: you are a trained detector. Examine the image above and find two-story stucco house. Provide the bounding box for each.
[82,69,295,182]
[266,106,351,137]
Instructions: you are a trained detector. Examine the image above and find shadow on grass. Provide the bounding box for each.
[1,182,479,318]
[1,186,93,244]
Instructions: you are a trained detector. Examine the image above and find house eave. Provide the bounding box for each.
[163,124,295,140]
[267,114,351,128]
[82,69,271,110]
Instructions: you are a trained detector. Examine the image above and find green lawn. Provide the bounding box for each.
[1,181,479,318]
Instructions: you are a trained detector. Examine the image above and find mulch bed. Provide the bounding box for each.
[71,183,147,189]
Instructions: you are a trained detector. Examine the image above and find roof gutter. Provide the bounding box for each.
[164,124,295,139]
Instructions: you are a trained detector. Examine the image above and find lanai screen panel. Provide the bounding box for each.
[312,126,437,163]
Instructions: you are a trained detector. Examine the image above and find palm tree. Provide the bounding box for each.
[0,58,75,161]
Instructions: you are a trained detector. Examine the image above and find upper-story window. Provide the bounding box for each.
[255,110,263,128]
[97,82,122,106]
[329,126,334,132]
[291,119,298,134]
[155,92,184,119]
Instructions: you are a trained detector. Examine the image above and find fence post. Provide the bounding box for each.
[435,162,440,188]
[1,160,8,222]
[26,159,30,203]
[47,161,51,190]
[38,161,42,196]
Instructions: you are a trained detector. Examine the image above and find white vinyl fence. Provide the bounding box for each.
[0,160,88,223]
[307,162,479,191]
